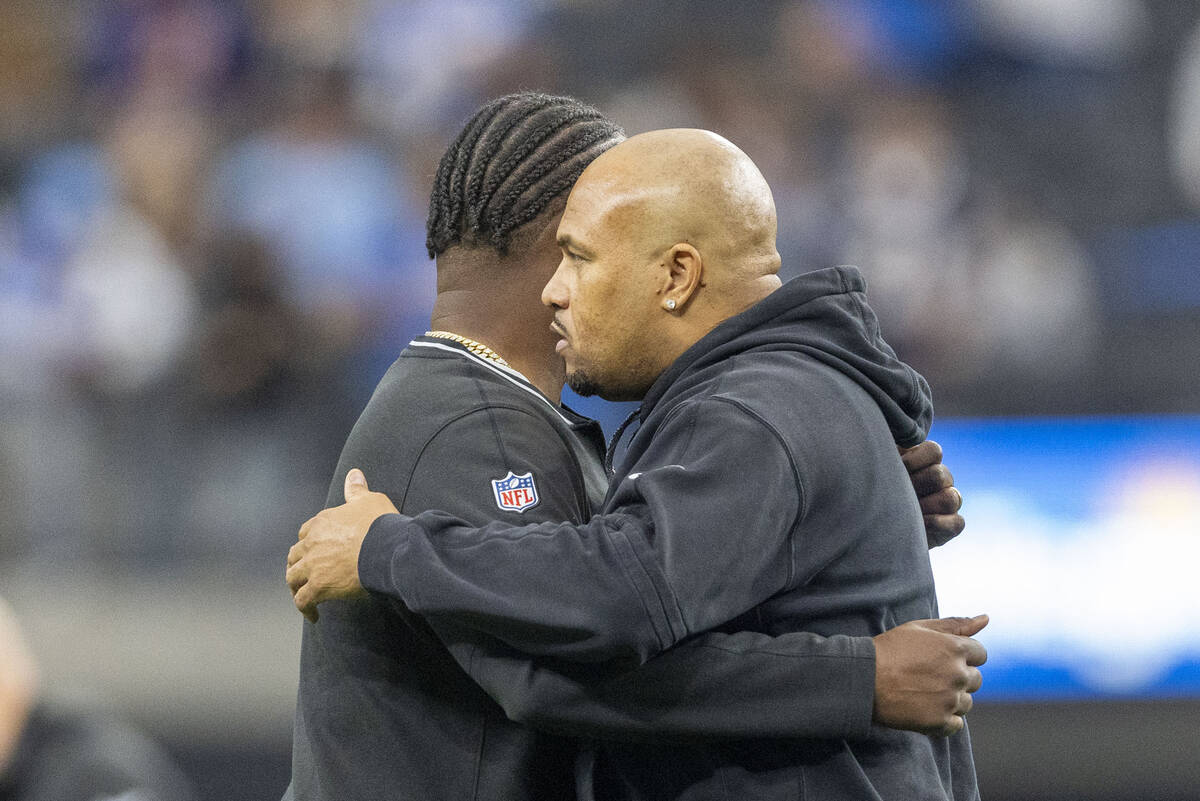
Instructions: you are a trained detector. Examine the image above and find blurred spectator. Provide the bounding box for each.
[836,92,1099,409]
[80,0,249,104]
[203,63,432,381]
[188,237,300,408]
[104,95,214,252]
[0,597,196,801]
[60,206,197,396]
[349,0,543,137]
[254,0,362,71]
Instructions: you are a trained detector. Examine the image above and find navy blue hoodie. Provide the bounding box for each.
[361,266,978,800]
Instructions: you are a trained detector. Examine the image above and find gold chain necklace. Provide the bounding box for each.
[425,331,510,367]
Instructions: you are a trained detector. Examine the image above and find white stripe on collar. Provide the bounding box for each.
[408,339,572,426]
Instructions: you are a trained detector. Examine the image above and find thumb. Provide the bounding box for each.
[922,614,989,637]
[344,468,370,502]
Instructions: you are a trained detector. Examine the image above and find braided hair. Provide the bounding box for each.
[426,92,625,258]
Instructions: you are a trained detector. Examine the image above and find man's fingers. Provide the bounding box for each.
[294,584,317,618]
[909,464,954,498]
[285,560,306,593]
[940,714,965,737]
[900,440,943,472]
[965,666,983,694]
[962,635,989,667]
[919,487,963,515]
[287,541,305,568]
[344,468,370,502]
[922,614,989,638]
[924,514,966,548]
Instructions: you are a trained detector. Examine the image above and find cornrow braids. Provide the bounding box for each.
[488,126,620,249]
[461,95,554,232]
[426,92,625,258]
[471,104,596,227]
[441,100,507,248]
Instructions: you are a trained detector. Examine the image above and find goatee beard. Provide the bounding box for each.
[566,370,601,397]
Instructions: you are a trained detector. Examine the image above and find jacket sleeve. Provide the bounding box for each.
[358,399,801,665]
[450,627,876,742]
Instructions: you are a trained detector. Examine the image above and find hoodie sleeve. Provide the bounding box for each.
[358,398,801,665]
[447,626,876,742]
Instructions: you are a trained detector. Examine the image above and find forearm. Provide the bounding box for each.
[358,510,685,664]
[464,630,876,743]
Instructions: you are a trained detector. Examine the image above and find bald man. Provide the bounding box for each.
[289,129,981,800]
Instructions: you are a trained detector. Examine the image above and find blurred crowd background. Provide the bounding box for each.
[1,1,1198,799]
[3,0,1200,569]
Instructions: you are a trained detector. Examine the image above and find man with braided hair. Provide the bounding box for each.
[284,93,975,800]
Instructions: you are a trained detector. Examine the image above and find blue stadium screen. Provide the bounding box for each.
[928,416,1200,700]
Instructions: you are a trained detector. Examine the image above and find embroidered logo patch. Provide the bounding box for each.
[491,471,539,513]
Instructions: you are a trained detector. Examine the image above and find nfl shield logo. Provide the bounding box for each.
[491,471,540,513]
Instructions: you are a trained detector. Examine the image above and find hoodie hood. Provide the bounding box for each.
[638,265,932,448]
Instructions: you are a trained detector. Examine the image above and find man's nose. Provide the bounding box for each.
[542,263,568,309]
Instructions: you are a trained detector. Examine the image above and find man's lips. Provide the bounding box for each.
[550,321,569,354]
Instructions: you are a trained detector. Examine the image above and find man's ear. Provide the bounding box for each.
[660,243,703,312]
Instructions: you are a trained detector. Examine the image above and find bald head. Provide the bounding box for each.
[543,129,785,401]
[568,129,782,304]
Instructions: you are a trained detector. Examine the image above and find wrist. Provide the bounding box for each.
[357,513,409,597]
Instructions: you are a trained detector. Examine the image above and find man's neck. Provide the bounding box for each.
[430,302,564,405]
[432,227,568,405]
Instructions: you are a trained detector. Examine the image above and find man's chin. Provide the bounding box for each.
[566,370,602,398]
